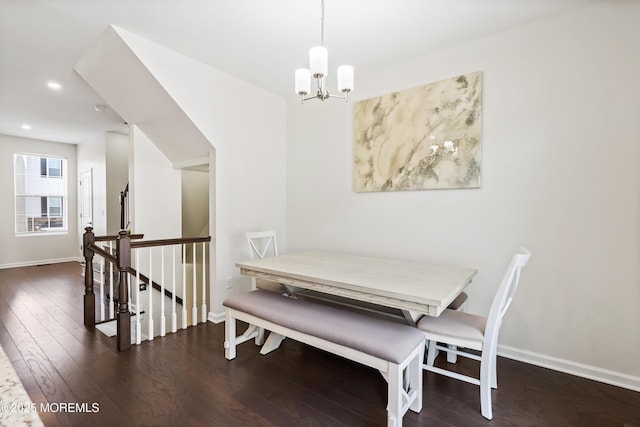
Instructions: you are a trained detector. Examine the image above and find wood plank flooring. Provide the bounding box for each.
[0,262,639,426]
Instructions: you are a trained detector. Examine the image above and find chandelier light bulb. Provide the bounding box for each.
[295,68,311,96]
[309,46,328,78]
[337,65,354,93]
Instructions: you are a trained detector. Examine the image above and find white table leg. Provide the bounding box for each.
[259,332,286,355]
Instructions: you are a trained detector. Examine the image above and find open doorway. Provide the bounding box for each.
[181,165,209,239]
[181,163,209,326]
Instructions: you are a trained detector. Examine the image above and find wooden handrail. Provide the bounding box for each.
[95,234,144,242]
[88,243,117,265]
[131,236,211,249]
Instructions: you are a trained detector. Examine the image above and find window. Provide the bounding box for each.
[14,154,68,234]
[40,157,62,178]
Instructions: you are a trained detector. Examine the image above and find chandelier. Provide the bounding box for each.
[294,0,354,103]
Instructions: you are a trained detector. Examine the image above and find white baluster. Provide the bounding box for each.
[160,246,166,337]
[201,242,207,323]
[127,252,137,346]
[99,246,105,321]
[192,242,197,326]
[171,245,177,333]
[182,244,187,329]
[135,249,141,345]
[109,241,114,319]
[148,248,154,340]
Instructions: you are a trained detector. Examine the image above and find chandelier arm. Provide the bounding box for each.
[327,92,349,101]
[301,94,318,103]
[300,91,348,104]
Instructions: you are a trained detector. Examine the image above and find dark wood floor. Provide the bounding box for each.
[0,262,638,427]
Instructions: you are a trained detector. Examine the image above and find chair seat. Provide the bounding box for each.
[417,309,486,351]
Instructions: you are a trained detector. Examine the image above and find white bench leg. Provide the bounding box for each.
[387,362,402,427]
[409,344,424,413]
[224,310,236,360]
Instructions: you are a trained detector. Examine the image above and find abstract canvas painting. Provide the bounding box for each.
[353,71,482,192]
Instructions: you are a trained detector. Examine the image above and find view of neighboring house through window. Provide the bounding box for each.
[14,153,68,234]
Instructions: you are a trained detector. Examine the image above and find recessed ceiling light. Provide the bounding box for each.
[21,124,32,130]
[93,104,107,112]
[47,81,62,90]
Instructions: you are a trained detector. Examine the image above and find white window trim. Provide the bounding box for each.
[14,153,69,236]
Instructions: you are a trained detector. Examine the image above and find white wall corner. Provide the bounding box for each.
[208,311,225,324]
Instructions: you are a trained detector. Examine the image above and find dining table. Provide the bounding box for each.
[236,251,477,325]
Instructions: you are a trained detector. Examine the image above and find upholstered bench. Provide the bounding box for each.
[223,290,425,427]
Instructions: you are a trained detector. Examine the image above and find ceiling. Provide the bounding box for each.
[0,0,596,144]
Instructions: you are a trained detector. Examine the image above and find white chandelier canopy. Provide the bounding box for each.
[294,0,354,103]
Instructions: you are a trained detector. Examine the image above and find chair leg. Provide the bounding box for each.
[479,347,494,420]
[256,326,266,346]
[446,344,458,363]
[490,351,498,389]
[445,300,466,363]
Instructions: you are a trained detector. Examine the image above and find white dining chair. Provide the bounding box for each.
[245,230,287,293]
[418,247,532,420]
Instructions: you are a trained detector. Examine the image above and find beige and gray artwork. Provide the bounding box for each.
[353,71,482,192]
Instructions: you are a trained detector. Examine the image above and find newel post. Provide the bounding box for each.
[116,229,132,351]
[83,227,96,327]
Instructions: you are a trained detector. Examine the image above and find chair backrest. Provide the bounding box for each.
[484,247,532,345]
[246,230,278,260]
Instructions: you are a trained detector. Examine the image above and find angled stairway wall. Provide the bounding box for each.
[74,25,287,319]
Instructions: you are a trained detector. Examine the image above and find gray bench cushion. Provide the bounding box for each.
[224,290,424,364]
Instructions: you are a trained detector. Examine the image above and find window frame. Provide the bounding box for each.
[14,153,68,236]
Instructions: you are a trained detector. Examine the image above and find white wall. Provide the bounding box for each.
[78,130,129,238]
[0,134,78,267]
[130,125,182,239]
[286,1,640,386]
[129,125,183,310]
[105,131,129,234]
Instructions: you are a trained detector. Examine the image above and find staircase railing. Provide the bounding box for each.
[83,227,211,351]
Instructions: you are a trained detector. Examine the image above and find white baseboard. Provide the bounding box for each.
[196,311,640,393]
[208,311,225,324]
[498,344,640,392]
[0,257,81,270]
